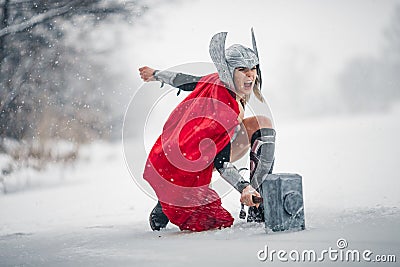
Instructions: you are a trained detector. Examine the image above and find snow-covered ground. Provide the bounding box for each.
[1,106,399,266]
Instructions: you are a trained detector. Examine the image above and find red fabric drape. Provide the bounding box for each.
[143,73,240,231]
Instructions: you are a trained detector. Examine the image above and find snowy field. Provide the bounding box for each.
[1,106,399,266]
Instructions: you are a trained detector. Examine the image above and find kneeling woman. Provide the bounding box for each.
[139,31,275,232]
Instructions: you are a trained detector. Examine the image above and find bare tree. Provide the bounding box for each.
[0,0,146,141]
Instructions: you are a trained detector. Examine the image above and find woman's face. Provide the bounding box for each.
[233,66,257,97]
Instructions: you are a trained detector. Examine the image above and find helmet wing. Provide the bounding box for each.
[251,27,262,89]
[209,32,235,90]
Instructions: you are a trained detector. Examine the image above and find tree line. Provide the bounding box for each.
[0,0,145,143]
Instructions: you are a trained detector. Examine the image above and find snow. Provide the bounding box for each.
[1,108,399,266]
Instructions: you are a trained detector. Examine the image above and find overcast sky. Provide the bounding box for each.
[109,0,400,122]
[125,0,398,77]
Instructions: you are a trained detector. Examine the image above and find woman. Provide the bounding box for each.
[139,30,275,232]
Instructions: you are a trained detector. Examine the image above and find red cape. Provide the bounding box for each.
[143,73,240,230]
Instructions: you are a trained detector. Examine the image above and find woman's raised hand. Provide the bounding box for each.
[139,66,156,82]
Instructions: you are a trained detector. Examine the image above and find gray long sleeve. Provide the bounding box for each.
[153,70,202,95]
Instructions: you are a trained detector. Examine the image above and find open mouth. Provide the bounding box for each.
[244,81,253,89]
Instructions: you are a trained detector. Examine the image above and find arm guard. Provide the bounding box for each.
[153,70,202,95]
[153,70,177,87]
[219,162,250,193]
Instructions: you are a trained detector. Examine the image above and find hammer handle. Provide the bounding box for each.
[252,195,263,204]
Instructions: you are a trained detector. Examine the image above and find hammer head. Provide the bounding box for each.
[261,173,305,232]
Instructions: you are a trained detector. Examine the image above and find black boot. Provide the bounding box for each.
[247,204,265,223]
[247,163,275,223]
[149,201,169,231]
[247,128,276,223]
